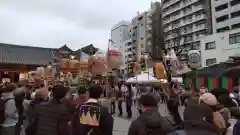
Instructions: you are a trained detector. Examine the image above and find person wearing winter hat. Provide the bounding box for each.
[199,93,218,106]
[199,93,226,135]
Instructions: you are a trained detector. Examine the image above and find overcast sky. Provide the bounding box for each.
[0,0,159,50]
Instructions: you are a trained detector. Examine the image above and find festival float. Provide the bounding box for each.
[18,44,123,87]
[106,47,122,84]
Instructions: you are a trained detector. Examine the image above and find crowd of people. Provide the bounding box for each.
[0,82,239,135]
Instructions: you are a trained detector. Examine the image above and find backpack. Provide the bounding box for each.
[139,118,163,135]
[0,98,13,124]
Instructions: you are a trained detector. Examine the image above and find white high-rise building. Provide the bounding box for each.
[162,0,213,51]
[211,0,240,33]
[110,21,131,72]
[129,12,149,60]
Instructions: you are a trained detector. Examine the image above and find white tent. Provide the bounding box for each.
[126,73,160,83]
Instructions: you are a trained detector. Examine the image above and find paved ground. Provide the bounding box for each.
[112,101,185,135]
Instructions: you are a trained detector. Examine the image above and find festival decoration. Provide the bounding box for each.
[69,60,78,69]
[61,58,68,68]
[36,66,45,79]
[107,47,122,69]
[155,62,165,79]
[88,51,107,75]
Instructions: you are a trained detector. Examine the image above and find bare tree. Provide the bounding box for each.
[167,27,186,56]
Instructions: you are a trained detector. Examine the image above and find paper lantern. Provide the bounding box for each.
[69,60,78,68]
[36,67,45,78]
[19,73,25,81]
[107,47,122,69]
[155,62,165,79]
[88,55,107,75]
[75,62,80,69]
[66,60,70,68]
[61,59,68,68]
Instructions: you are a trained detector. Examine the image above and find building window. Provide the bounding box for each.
[232,23,240,29]
[141,37,144,40]
[205,41,216,50]
[141,44,144,48]
[229,32,240,44]
[206,58,217,66]
[216,26,230,33]
[138,16,143,21]
[215,3,228,12]
[216,15,229,23]
[231,10,240,18]
[230,0,240,6]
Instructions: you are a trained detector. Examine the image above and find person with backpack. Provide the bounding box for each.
[0,83,18,135]
[128,94,173,135]
[71,84,113,135]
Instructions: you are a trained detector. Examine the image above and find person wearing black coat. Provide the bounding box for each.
[128,94,173,135]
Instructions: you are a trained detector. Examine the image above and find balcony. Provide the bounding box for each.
[163,0,181,11]
[147,25,152,31]
[147,34,152,39]
[181,0,201,9]
[148,41,152,46]
[147,18,152,24]
[194,25,207,32]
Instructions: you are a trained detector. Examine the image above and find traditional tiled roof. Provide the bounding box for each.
[81,44,99,55]
[183,62,239,77]
[0,43,55,65]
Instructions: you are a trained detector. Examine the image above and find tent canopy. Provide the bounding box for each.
[126,73,160,83]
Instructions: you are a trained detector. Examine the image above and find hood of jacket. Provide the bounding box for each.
[139,109,164,128]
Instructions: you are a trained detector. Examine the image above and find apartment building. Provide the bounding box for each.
[129,11,149,61]
[200,28,240,67]
[110,21,131,72]
[162,0,212,52]
[211,0,240,33]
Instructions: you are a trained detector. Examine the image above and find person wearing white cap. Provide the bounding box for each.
[199,93,226,135]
